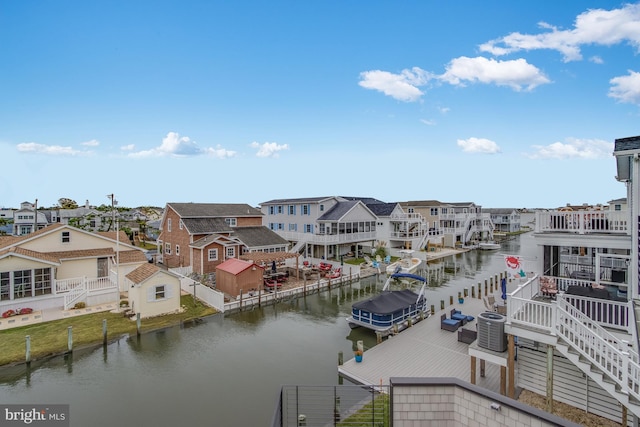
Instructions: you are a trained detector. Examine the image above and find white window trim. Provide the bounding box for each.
[208,248,218,261]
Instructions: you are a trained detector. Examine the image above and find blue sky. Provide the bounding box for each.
[1,1,639,209]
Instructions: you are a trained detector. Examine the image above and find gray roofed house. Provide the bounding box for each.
[260,196,378,260]
[167,202,262,218]
[158,202,286,274]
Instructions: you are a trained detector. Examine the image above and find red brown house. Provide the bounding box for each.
[158,203,289,275]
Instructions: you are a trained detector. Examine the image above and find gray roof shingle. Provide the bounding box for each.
[167,203,262,218]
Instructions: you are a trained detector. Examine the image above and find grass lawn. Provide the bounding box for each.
[0,295,217,367]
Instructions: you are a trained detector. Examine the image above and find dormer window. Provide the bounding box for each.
[61,231,70,243]
[225,218,237,227]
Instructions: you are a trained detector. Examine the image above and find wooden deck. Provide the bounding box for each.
[338,289,513,395]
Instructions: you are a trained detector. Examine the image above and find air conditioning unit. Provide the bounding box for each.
[477,312,506,352]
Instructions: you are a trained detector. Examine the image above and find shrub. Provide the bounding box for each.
[119,299,129,307]
[19,308,33,315]
[2,309,15,318]
[73,302,86,309]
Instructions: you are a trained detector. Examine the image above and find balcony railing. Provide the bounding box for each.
[278,231,377,245]
[536,210,629,235]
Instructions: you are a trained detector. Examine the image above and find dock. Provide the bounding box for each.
[338,287,512,396]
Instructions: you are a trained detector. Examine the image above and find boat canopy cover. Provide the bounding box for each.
[390,273,426,282]
[352,289,422,315]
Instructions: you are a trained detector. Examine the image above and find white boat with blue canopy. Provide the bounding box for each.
[346,272,429,334]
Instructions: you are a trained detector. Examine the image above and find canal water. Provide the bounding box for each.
[0,233,537,427]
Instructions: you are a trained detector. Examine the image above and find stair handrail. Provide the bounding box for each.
[558,297,639,363]
[555,303,640,403]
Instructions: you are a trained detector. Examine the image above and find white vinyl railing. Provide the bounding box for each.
[86,277,116,292]
[555,302,640,403]
[55,277,83,293]
[507,274,640,408]
[536,210,629,235]
[64,287,86,310]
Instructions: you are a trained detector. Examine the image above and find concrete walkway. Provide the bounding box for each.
[0,302,118,331]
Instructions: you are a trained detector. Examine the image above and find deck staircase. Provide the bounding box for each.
[64,286,87,310]
[551,298,640,417]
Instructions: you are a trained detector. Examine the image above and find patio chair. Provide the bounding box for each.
[540,277,558,300]
[451,309,474,325]
[383,255,391,264]
[441,313,461,332]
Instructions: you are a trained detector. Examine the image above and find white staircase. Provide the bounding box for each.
[64,286,87,310]
[552,299,640,417]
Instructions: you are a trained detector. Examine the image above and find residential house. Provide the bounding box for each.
[0,223,148,313]
[260,196,378,260]
[12,201,51,236]
[53,201,106,232]
[482,135,640,423]
[400,200,494,247]
[483,208,521,233]
[157,203,289,275]
[125,263,181,318]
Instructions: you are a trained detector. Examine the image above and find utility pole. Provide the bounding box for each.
[33,198,37,234]
[107,194,120,311]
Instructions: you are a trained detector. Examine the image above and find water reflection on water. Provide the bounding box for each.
[0,233,535,427]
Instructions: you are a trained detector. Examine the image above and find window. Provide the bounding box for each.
[176,245,180,256]
[225,218,237,227]
[61,231,70,243]
[289,223,297,231]
[302,204,310,215]
[165,243,171,255]
[408,208,414,213]
[615,204,622,211]
[277,205,283,214]
[0,272,9,301]
[13,270,32,299]
[269,206,275,215]
[226,247,235,259]
[179,220,183,230]
[208,248,218,261]
[34,268,51,296]
[320,204,324,212]
[431,208,439,216]
[147,284,171,302]
[278,223,284,230]
[167,218,172,232]
[304,224,313,233]
[288,205,296,215]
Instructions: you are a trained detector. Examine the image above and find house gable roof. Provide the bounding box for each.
[260,196,338,205]
[0,247,61,265]
[317,200,376,221]
[126,263,179,285]
[190,234,243,249]
[231,226,289,247]
[181,218,232,234]
[167,203,262,218]
[216,258,257,275]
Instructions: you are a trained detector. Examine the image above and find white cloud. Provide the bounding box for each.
[128,132,236,158]
[121,144,135,151]
[439,56,550,91]
[358,67,433,102]
[457,137,501,154]
[589,55,604,64]
[250,141,289,158]
[16,142,84,156]
[420,119,436,126]
[527,137,613,159]
[81,139,100,147]
[438,106,450,114]
[609,70,640,104]
[480,3,640,62]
